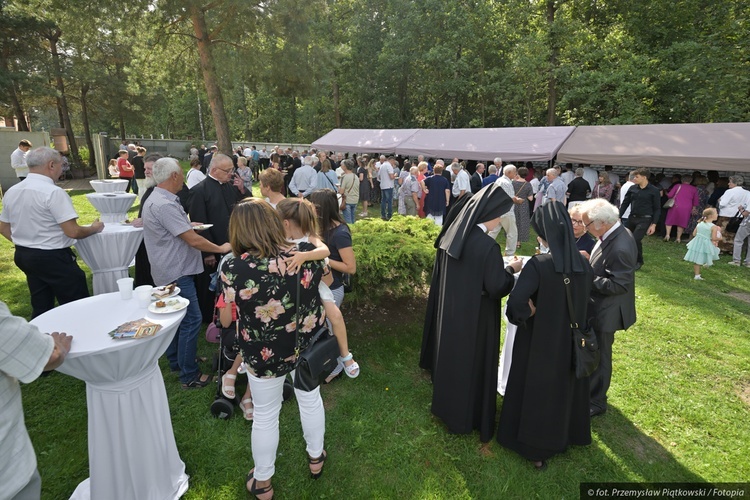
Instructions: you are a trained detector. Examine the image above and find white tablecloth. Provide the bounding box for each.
[75,225,143,295]
[85,192,137,223]
[89,179,129,193]
[498,256,529,396]
[30,293,189,500]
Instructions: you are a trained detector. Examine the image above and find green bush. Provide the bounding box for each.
[349,215,441,302]
[77,146,90,166]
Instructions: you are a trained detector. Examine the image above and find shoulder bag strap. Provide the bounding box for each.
[294,265,302,360]
[324,173,337,191]
[562,273,579,329]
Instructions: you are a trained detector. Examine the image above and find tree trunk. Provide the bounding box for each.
[80,83,96,168]
[48,28,80,165]
[0,49,30,131]
[546,0,558,126]
[189,5,232,155]
[333,80,341,127]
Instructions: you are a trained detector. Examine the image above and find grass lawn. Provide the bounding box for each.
[1,187,749,499]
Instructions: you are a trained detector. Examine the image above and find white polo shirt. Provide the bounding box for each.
[10,148,28,178]
[378,162,395,189]
[0,173,79,249]
[452,169,471,197]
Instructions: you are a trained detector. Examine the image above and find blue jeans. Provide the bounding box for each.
[342,203,357,224]
[381,188,394,220]
[166,275,202,384]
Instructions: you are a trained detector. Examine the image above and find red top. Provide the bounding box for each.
[117,157,133,178]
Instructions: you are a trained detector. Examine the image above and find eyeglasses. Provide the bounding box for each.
[216,166,233,174]
[571,219,584,226]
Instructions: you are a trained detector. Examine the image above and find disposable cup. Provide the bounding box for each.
[117,277,134,300]
[134,285,153,308]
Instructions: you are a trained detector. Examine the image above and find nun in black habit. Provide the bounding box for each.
[497,201,593,469]
[420,183,522,443]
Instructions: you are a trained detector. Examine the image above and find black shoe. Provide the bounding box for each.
[590,406,606,417]
[634,262,643,271]
[181,372,213,389]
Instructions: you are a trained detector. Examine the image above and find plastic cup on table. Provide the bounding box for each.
[117,278,134,300]
[134,285,153,308]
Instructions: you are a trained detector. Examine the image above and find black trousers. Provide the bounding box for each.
[14,246,89,318]
[590,329,615,412]
[626,215,652,264]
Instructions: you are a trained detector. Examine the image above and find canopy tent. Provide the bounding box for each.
[394,126,576,162]
[556,123,750,172]
[311,128,419,153]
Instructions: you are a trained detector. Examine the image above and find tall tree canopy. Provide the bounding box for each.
[1,0,747,148]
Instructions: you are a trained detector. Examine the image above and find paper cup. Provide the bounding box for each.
[117,277,134,300]
[134,285,153,308]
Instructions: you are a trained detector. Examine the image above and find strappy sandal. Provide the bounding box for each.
[221,373,237,398]
[308,450,327,480]
[338,353,360,378]
[239,398,254,421]
[181,372,212,389]
[246,469,274,499]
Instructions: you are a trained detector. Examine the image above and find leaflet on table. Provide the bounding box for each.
[108,318,162,340]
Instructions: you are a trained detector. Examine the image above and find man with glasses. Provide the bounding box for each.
[0,147,104,318]
[188,153,249,322]
[579,198,637,418]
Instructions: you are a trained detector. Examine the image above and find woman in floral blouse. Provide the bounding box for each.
[219,198,327,500]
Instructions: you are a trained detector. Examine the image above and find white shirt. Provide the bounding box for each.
[242,147,254,157]
[378,162,395,189]
[718,186,750,217]
[494,175,517,218]
[451,169,471,197]
[560,170,575,186]
[0,173,79,249]
[530,177,540,195]
[582,167,598,191]
[620,181,635,218]
[186,168,207,189]
[10,148,28,178]
[0,302,54,500]
[289,165,318,196]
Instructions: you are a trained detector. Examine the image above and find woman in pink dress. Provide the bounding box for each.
[665,178,699,243]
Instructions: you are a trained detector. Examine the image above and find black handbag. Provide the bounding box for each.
[725,210,744,234]
[292,270,339,392]
[563,274,600,379]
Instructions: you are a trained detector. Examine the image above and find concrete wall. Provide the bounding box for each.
[0,130,51,193]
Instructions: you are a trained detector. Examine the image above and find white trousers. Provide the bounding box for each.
[488,213,518,254]
[427,213,444,226]
[247,371,325,481]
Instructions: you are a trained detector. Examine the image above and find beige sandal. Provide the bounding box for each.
[239,398,254,420]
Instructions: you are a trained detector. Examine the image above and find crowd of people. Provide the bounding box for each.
[3,138,750,496]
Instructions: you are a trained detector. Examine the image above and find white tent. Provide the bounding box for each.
[311,128,419,154]
[556,123,750,172]
[394,126,576,162]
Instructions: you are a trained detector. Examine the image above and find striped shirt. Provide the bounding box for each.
[142,187,203,286]
[0,301,54,498]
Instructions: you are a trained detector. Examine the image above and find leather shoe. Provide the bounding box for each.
[590,407,606,417]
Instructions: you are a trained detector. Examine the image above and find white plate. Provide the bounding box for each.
[148,297,189,314]
[151,286,181,301]
[192,223,213,231]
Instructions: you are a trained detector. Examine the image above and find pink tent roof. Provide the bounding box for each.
[311,129,419,153]
[394,127,576,162]
[556,123,750,171]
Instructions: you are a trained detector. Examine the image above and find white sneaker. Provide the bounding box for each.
[728,261,741,266]
[694,275,704,280]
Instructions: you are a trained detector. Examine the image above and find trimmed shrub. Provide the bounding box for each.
[349,215,441,302]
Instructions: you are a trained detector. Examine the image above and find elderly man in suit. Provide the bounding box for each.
[579,198,637,417]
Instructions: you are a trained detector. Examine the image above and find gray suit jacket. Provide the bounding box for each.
[589,224,637,333]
